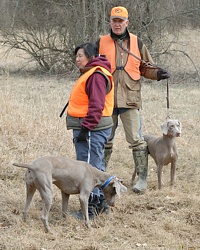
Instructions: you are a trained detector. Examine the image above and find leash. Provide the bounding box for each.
[115,41,160,69]
[166,79,171,120]
[116,40,171,120]
[59,101,68,118]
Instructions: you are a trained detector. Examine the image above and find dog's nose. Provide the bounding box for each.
[176,133,181,137]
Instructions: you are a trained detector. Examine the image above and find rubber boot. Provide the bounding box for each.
[98,198,110,214]
[132,147,148,193]
[88,193,100,216]
[104,147,113,169]
[75,194,99,220]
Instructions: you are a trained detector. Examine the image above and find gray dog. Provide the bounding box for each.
[13,156,127,233]
[132,119,182,190]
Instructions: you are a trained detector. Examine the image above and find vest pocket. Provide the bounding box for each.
[125,81,141,108]
[126,91,141,108]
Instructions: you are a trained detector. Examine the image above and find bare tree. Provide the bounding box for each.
[0,0,199,76]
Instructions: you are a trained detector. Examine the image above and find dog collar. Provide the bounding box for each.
[164,133,173,138]
[101,176,115,189]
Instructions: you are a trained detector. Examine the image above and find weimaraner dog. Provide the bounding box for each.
[13,156,127,233]
[132,119,182,190]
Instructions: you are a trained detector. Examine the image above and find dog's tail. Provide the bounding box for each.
[13,163,33,170]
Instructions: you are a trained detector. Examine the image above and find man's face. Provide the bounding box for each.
[110,18,129,35]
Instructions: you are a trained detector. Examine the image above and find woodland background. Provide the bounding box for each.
[0,0,200,77]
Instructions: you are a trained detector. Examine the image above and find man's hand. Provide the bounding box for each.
[77,126,89,142]
[157,68,170,81]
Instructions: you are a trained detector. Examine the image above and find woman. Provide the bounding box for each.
[66,42,114,218]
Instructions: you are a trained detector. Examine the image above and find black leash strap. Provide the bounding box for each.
[115,41,160,69]
[59,101,69,118]
[166,79,169,109]
[115,40,143,63]
[166,79,171,119]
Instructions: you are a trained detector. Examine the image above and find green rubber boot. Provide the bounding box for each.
[132,147,148,193]
[104,147,113,169]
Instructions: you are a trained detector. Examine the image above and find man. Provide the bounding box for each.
[97,6,169,193]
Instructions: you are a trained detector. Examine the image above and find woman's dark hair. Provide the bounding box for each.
[74,42,98,59]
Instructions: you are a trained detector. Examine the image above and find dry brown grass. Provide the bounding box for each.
[0,29,200,250]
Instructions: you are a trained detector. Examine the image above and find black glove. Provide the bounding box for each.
[157,68,170,81]
[77,126,89,142]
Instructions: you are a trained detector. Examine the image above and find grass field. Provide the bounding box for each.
[0,29,200,250]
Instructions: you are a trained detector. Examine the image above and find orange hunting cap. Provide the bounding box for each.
[110,6,128,20]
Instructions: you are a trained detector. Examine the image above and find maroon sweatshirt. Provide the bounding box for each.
[81,56,112,130]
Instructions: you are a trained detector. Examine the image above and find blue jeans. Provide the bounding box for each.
[73,128,112,200]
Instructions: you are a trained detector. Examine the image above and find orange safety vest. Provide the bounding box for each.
[99,34,141,80]
[67,66,114,117]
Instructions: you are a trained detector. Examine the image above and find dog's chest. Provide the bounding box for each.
[163,145,178,164]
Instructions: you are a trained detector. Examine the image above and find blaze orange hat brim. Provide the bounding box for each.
[110,6,128,20]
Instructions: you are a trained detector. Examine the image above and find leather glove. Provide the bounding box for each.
[77,126,89,142]
[157,68,170,81]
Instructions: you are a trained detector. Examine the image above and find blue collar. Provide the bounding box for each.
[101,176,115,189]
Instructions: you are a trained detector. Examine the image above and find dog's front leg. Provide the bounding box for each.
[157,164,163,189]
[170,161,176,190]
[61,191,70,218]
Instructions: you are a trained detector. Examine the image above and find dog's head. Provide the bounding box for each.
[101,177,127,206]
[161,119,182,137]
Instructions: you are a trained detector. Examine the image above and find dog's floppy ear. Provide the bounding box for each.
[112,178,127,197]
[161,121,169,135]
[177,120,182,130]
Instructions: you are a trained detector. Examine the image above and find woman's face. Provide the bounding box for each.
[76,48,89,68]
[110,18,129,35]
